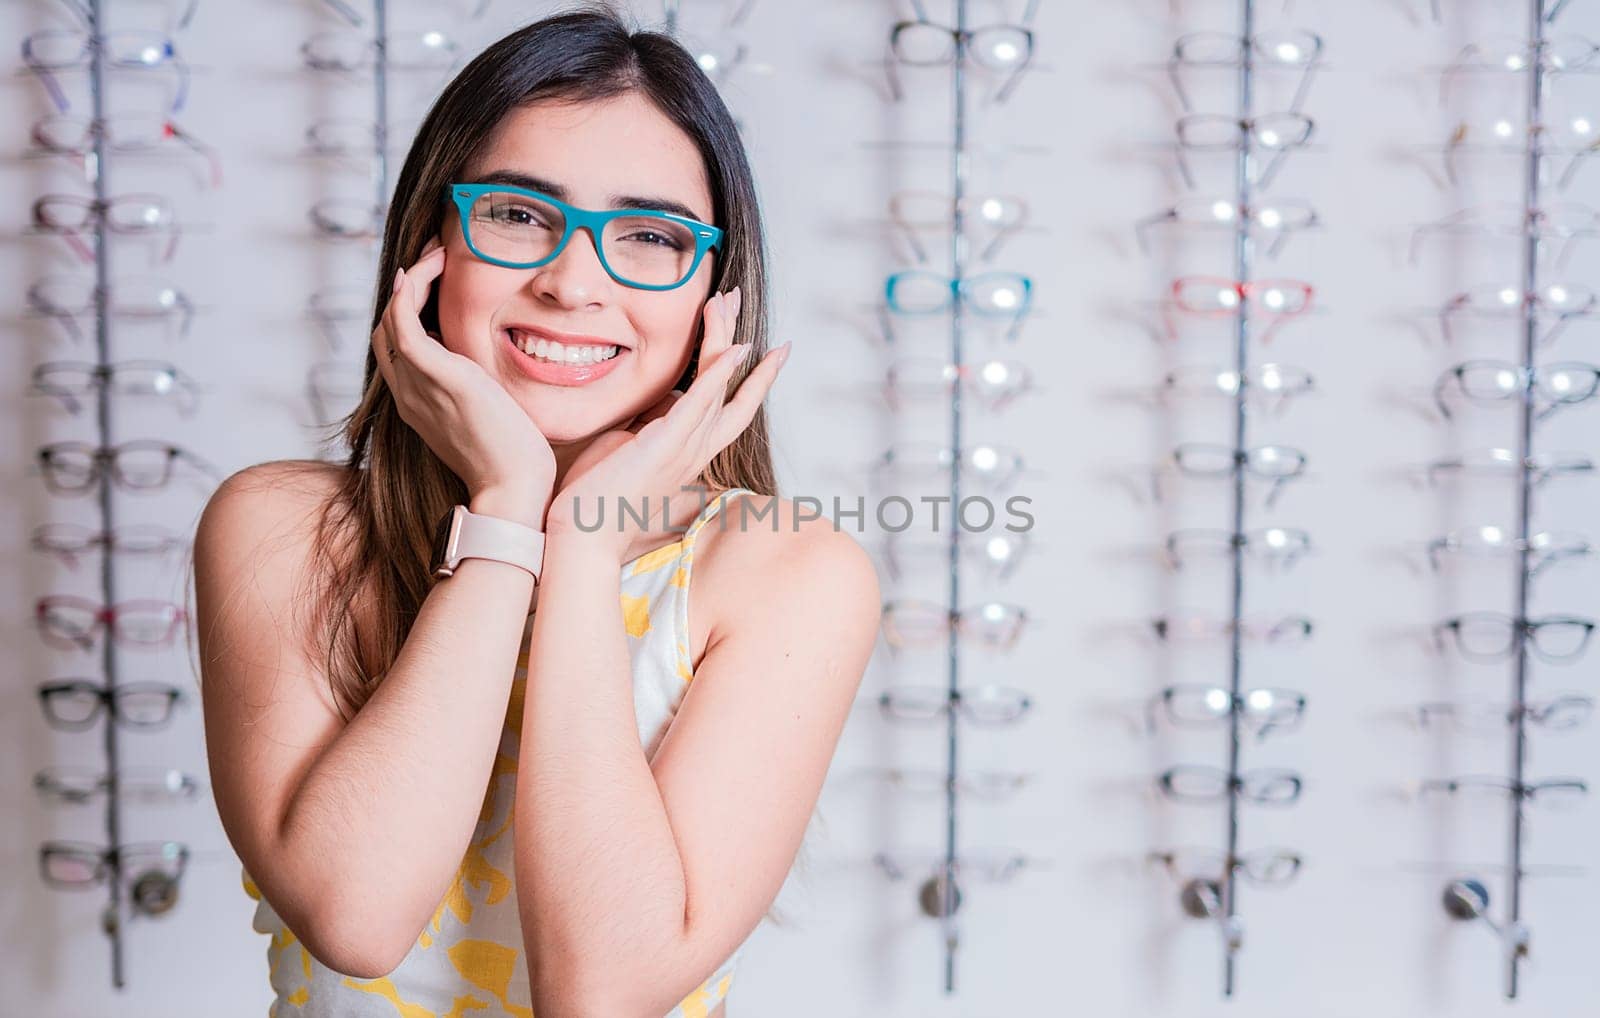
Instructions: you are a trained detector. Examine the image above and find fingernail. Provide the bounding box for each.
[776,341,793,364]
[733,344,752,363]
[393,267,404,294]
[729,285,742,319]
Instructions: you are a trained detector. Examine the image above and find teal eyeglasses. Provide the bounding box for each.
[447,182,723,291]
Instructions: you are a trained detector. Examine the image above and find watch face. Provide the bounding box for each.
[429,506,458,576]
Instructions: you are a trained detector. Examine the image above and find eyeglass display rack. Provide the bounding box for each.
[300,0,397,437]
[878,0,1039,994]
[24,0,203,989]
[1422,0,1589,998]
[1144,0,1320,997]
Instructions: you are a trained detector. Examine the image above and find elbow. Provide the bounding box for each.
[530,948,686,1018]
[289,894,420,980]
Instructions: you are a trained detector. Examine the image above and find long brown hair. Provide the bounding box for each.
[312,3,776,719]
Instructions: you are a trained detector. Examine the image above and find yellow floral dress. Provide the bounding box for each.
[242,488,760,1016]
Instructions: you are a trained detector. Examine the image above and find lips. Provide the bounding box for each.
[502,328,627,387]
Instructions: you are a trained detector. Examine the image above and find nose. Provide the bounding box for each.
[530,225,614,308]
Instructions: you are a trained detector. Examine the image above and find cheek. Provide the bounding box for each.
[637,295,705,373]
[437,265,511,356]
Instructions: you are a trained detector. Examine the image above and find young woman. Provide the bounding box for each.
[191,8,880,1016]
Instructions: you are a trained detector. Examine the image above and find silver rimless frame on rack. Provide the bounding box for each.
[1417,0,1597,1000]
[1139,0,1323,998]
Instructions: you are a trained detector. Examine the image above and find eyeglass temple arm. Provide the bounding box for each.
[992,52,1034,105]
[1286,61,1321,117]
[1166,56,1194,114]
[1432,371,1457,421]
[883,39,905,103]
[22,47,72,114]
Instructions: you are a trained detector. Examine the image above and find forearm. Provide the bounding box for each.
[280,543,537,952]
[515,534,689,1012]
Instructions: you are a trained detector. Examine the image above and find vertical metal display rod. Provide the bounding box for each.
[85,0,126,990]
[1221,0,1257,998]
[374,0,390,212]
[939,0,970,993]
[1505,0,1547,999]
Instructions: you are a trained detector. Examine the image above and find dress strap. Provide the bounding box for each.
[681,487,757,551]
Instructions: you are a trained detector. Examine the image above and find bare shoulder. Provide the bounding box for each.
[192,458,352,670]
[195,458,346,559]
[695,492,883,649]
[201,457,344,518]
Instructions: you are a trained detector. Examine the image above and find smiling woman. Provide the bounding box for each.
[189,5,879,1018]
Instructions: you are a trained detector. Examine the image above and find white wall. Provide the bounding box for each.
[2,0,1597,1014]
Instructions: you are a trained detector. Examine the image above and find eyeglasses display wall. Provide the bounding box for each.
[865,0,1045,994]
[1136,0,1323,997]
[300,0,490,436]
[7,0,1600,1012]
[19,0,219,990]
[1406,0,1599,1000]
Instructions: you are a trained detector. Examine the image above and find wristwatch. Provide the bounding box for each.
[428,504,546,582]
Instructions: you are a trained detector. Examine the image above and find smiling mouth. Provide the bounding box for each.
[504,328,624,365]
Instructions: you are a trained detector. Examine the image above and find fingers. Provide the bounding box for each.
[715,341,791,446]
[626,388,684,435]
[383,242,446,371]
[372,237,446,396]
[698,284,740,365]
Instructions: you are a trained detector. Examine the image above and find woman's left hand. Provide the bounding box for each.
[545,285,791,564]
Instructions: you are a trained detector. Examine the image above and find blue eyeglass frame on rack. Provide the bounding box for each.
[446,182,724,292]
[882,269,1035,341]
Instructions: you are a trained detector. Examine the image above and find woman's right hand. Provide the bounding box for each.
[371,236,556,526]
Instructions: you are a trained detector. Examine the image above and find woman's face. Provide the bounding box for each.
[435,92,718,467]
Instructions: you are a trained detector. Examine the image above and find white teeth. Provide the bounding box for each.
[510,331,620,365]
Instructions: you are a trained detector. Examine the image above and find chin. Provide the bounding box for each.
[521,403,629,444]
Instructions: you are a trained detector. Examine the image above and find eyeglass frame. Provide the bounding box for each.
[30,522,191,568]
[39,839,190,890]
[1155,442,1310,509]
[1424,526,1595,578]
[35,596,189,652]
[22,29,190,114]
[886,21,1036,104]
[1432,358,1600,422]
[1166,30,1325,116]
[26,274,197,343]
[1159,362,1317,416]
[35,765,201,805]
[37,679,187,731]
[1157,765,1304,805]
[1136,196,1321,259]
[1146,683,1309,741]
[36,440,219,495]
[1432,612,1597,664]
[446,181,724,292]
[1163,527,1313,570]
[882,270,1036,343]
[877,684,1034,726]
[1439,283,1598,346]
[1173,112,1316,190]
[31,359,202,417]
[1416,695,1594,733]
[1149,846,1304,885]
[1424,448,1594,488]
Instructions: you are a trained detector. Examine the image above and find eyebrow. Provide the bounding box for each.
[471,170,711,225]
